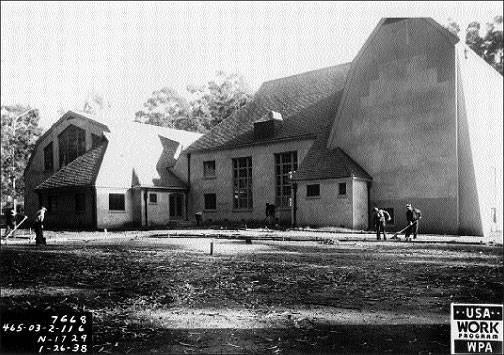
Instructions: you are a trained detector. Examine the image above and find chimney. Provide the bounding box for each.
[254,111,283,140]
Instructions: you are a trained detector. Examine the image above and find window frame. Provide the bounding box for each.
[149,193,158,204]
[58,124,86,168]
[43,142,54,171]
[338,182,347,196]
[203,160,216,179]
[306,184,320,198]
[232,157,253,210]
[274,151,298,207]
[204,193,217,211]
[109,193,125,211]
[169,193,184,218]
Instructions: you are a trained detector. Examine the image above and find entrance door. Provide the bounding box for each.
[169,193,184,219]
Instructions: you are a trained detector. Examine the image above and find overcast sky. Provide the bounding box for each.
[2,1,502,128]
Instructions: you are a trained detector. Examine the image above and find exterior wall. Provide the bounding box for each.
[190,139,314,224]
[329,18,459,234]
[39,189,94,229]
[145,191,180,227]
[352,179,369,229]
[456,44,503,236]
[96,187,134,229]
[24,114,108,221]
[296,178,353,228]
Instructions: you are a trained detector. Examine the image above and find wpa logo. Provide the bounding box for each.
[451,304,503,354]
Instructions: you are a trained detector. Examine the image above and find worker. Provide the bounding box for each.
[404,204,422,241]
[3,205,16,238]
[34,207,47,246]
[373,207,391,240]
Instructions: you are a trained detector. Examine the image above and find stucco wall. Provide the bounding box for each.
[329,18,459,234]
[456,44,504,236]
[296,178,353,227]
[352,179,369,229]
[190,140,314,223]
[96,187,134,229]
[39,189,94,229]
[24,114,108,220]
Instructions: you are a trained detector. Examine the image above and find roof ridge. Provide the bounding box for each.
[261,62,352,87]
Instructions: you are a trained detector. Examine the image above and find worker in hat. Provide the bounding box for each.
[2,204,17,238]
[34,206,47,246]
[404,204,422,241]
[373,207,391,240]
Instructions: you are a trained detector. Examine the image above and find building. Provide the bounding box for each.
[185,18,503,236]
[24,111,201,229]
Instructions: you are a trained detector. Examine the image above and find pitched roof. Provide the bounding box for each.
[187,63,351,152]
[35,142,107,190]
[293,130,372,181]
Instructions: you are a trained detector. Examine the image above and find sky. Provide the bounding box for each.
[2,1,503,128]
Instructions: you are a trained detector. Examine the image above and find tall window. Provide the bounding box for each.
[338,182,347,196]
[275,152,297,207]
[109,194,125,211]
[203,161,216,178]
[169,193,183,217]
[44,142,54,171]
[204,193,217,210]
[232,157,253,209]
[47,196,58,212]
[58,125,86,168]
[92,133,103,149]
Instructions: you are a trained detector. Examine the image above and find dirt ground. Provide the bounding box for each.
[1,233,503,354]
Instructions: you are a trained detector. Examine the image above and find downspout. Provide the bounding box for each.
[186,153,191,221]
[92,187,97,229]
[291,182,297,227]
[143,189,148,227]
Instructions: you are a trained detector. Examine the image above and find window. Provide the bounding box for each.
[44,142,54,171]
[58,125,86,168]
[75,193,85,212]
[383,208,395,225]
[203,160,216,178]
[149,193,157,204]
[275,152,297,207]
[92,133,103,149]
[338,182,347,196]
[232,157,253,209]
[306,184,320,197]
[169,193,184,217]
[109,194,125,211]
[47,196,58,212]
[204,193,217,210]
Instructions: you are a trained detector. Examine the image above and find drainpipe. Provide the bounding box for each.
[186,153,191,221]
[92,187,97,229]
[143,189,148,227]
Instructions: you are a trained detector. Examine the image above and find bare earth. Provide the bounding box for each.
[1,231,503,354]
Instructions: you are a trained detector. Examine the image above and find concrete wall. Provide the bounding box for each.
[296,178,353,228]
[329,18,459,234]
[352,179,369,229]
[456,44,503,236]
[190,139,314,224]
[40,189,94,229]
[96,187,134,229]
[24,114,108,220]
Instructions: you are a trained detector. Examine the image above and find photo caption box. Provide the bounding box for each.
[0,311,92,353]
[451,303,503,354]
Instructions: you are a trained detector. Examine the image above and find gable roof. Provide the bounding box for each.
[187,62,351,152]
[35,141,107,190]
[293,130,372,181]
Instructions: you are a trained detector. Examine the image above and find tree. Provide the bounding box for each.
[134,87,195,130]
[447,16,503,75]
[1,105,42,208]
[188,71,253,132]
[135,72,253,133]
[82,93,111,115]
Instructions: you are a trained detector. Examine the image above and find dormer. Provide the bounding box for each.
[253,110,283,140]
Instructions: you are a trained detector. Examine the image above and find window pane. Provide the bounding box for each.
[109,194,125,210]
